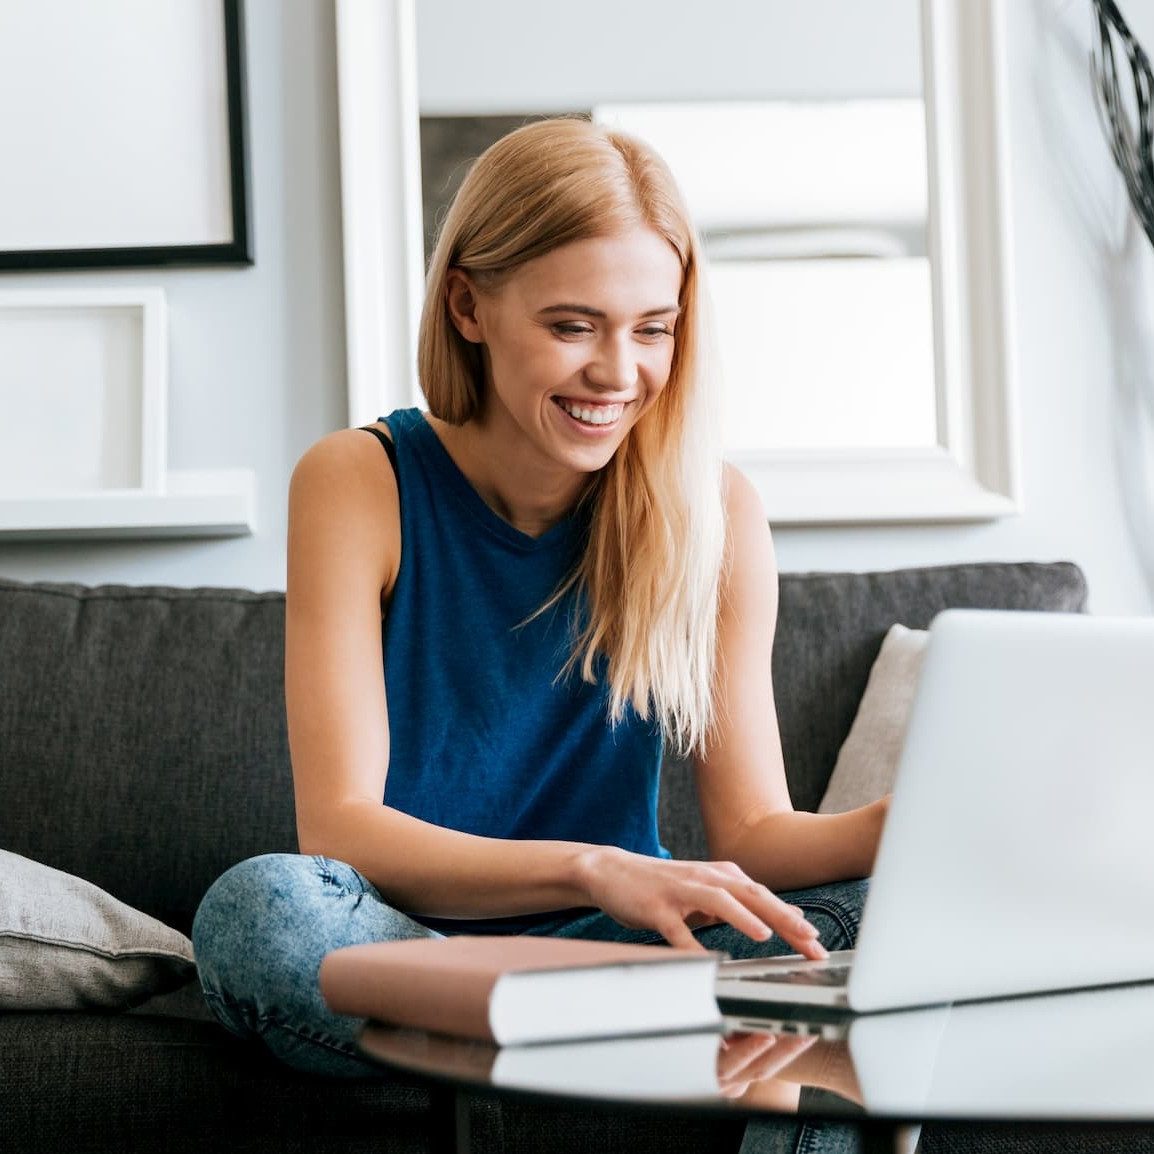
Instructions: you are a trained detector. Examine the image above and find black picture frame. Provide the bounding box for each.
[0,0,252,271]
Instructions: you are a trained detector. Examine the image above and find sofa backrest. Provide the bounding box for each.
[0,581,293,935]
[0,561,1087,932]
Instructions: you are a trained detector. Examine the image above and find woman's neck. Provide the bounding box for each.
[424,413,591,539]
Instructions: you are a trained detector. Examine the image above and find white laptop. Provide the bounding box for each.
[721,980,1154,1121]
[714,607,1154,1014]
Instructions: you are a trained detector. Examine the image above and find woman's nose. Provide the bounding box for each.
[586,336,638,391]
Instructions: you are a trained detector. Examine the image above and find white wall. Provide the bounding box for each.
[0,0,346,594]
[1,0,1151,619]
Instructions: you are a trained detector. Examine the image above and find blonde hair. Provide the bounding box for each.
[418,117,727,758]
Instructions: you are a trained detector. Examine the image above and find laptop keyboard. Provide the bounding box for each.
[735,963,853,987]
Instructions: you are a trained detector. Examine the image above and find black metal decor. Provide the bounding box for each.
[0,0,252,271]
[1091,0,1154,248]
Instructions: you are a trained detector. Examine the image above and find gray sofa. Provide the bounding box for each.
[2,559,1123,1154]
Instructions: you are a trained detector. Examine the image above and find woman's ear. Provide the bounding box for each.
[445,269,485,344]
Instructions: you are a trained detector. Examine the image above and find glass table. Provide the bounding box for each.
[358,979,1154,1154]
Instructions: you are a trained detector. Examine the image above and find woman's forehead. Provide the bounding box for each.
[506,228,683,312]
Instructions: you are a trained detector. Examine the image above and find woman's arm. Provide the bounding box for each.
[285,431,827,954]
[286,428,590,916]
[692,465,889,892]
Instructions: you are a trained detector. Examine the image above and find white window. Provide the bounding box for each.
[594,101,936,455]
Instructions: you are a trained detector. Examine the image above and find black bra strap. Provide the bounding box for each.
[358,424,399,486]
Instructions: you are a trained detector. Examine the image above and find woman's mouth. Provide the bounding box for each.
[552,397,625,428]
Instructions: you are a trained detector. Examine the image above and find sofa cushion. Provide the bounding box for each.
[0,849,195,1010]
[818,624,929,815]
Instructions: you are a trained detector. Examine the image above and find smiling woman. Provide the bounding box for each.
[188,113,890,1154]
[191,123,887,1154]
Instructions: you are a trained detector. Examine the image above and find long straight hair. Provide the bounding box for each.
[418,118,727,758]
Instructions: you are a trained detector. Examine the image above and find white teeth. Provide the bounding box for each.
[557,400,623,426]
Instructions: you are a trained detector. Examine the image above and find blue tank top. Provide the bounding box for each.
[378,408,668,933]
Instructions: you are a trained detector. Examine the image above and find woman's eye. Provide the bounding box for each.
[552,322,592,336]
[638,326,673,339]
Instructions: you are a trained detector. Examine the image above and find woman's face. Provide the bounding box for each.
[450,226,684,476]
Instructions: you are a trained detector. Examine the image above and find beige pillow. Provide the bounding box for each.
[0,849,195,1010]
[818,624,930,814]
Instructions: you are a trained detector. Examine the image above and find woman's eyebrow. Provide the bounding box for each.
[537,303,682,319]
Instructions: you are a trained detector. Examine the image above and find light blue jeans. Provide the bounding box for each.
[192,853,869,1153]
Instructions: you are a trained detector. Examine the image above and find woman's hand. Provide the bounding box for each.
[736,1034,865,1108]
[576,846,829,958]
[716,1031,818,1100]
[719,1032,864,1110]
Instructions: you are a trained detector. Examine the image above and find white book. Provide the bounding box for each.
[320,934,725,1046]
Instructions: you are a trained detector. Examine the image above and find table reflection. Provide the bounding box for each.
[358,980,1154,1122]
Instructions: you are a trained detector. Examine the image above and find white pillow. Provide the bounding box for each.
[0,848,196,1010]
[818,624,930,814]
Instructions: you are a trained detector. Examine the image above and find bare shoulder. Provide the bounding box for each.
[719,462,778,601]
[291,423,391,486]
[291,425,396,510]
[288,424,400,596]
[721,461,766,520]
[721,463,775,552]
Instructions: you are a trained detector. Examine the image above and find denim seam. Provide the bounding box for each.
[202,984,274,1026]
[795,1122,821,1154]
[251,1008,365,1058]
[201,986,251,1021]
[314,854,337,887]
[796,897,859,948]
[205,987,363,1060]
[199,987,253,1040]
[314,855,369,906]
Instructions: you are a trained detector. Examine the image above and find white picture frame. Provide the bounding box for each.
[0,287,167,499]
[334,0,1020,526]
